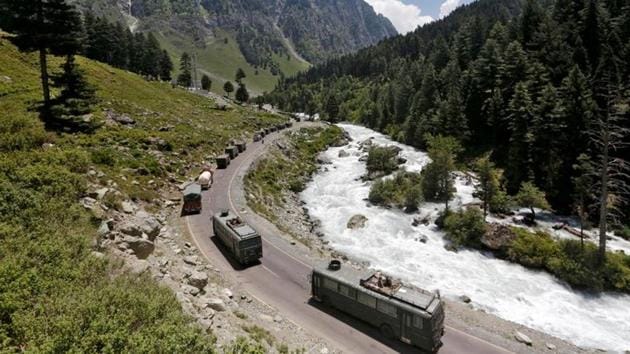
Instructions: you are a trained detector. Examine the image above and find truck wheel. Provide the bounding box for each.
[380,324,394,339]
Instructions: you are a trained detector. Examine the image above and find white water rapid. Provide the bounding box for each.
[300,124,630,352]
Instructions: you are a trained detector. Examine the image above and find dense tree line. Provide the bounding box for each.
[267,0,630,231]
[83,13,172,81]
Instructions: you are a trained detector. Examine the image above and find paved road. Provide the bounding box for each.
[186,123,513,354]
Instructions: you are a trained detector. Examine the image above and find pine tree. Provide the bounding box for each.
[474,155,503,220]
[143,33,162,79]
[235,83,249,103]
[0,0,83,112]
[159,50,173,82]
[506,82,535,192]
[235,68,246,83]
[49,55,98,131]
[515,181,551,222]
[421,135,461,210]
[201,74,212,91]
[223,81,234,98]
[177,52,192,87]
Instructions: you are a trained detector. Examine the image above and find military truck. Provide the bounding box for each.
[212,210,262,265]
[216,154,230,169]
[225,146,239,159]
[264,128,271,135]
[182,183,202,214]
[312,261,445,352]
[253,132,262,142]
[236,141,247,152]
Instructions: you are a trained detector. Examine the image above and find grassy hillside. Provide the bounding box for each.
[156,29,310,96]
[0,36,284,351]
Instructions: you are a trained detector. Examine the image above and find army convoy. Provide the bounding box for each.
[183,120,446,350]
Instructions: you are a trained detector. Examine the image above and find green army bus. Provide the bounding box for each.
[212,210,262,265]
[312,260,445,352]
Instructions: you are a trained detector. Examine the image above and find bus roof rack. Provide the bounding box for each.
[360,272,402,296]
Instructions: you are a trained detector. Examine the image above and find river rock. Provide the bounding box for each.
[515,331,532,346]
[546,343,556,350]
[481,223,518,251]
[347,214,368,229]
[459,295,472,303]
[188,271,209,290]
[122,236,155,259]
[338,150,350,158]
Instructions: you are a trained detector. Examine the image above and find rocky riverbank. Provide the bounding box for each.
[243,128,594,354]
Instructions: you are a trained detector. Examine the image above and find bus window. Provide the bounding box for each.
[313,275,320,287]
[377,300,398,318]
[357,292,376,308]
[339,284,357,299]
[323,277,338,292]
[413,315,423,329]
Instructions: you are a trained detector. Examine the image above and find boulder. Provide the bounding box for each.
[121,201,135,214]
[128,259,150,274]
[459,295,472,304]
[546,343,556,350]
[482,224,518,251]
[338,150,350,158]
[202,297,227,312]
[135,211,161,240]
[95,187,109,200]
[80,197,97,210]
[122,236,155,259]
[188,271,209,290]
[222,288,233,299]
[514,331,532,346]
[347,214,368,229]
[182,284,200,296]
[97,221,111,237]
[183,256,198,266]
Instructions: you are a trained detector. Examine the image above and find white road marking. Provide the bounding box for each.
[262,265,280,278]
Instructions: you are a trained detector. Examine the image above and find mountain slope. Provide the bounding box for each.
[0,35,284,351]
[76,0,397,95]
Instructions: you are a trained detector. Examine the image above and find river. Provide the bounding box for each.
[300,124,630,352]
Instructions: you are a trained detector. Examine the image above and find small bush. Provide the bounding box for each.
[91,147,117,166]
[366,146,399,175]
[507,228,559,268]
[368,172,422,210]
[443,208,486,248]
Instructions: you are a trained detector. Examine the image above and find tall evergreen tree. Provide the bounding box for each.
[177,52,192,87]
[235,83,249,103]
[201,74,212,91]
[49,55,98,131]
[223,81,234,97]
[159,50,173,82]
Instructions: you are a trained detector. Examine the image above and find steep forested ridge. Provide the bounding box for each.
[267,0,630,223]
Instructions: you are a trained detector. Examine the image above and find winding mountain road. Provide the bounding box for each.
[185,123,513,354]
